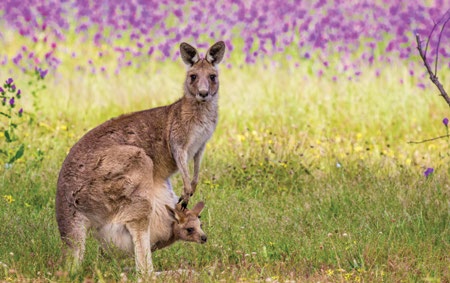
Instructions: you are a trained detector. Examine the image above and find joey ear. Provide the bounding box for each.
[165,205,177,221]
[191,201,205,216]
[165,205,185,223]
[180,42,200,66]
[206,41,226,65]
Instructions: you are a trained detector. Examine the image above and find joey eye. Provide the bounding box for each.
[190,74,197,81]
[186,228,194,234]
[209,74,216,82]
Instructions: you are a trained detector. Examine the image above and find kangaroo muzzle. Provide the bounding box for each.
[198,79,209,98]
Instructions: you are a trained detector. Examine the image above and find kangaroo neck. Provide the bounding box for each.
[179,95,218,120]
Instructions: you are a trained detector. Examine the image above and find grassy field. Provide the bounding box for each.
[1,44,450,282]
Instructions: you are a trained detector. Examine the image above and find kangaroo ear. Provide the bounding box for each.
[165,205,186,224]
[206,41,226,65]
[180,42,200,66]
[191,201,205,216]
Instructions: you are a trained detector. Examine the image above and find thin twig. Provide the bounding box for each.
[408,134,450,144]
[424,20,438,57]
[416,33,450,108]
[434,10,450,75]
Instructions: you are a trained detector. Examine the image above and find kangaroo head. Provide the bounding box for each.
[180,41,226,103]
[165,201,207,244]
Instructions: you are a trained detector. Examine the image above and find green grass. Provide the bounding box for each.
[0,48,449,282]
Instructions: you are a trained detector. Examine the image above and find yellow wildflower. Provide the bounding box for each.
[3,195,15,204]
[405,158,411,166]
[326,269,334,276]
[354,145,363,153]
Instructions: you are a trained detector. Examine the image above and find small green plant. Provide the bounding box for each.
[29,67,48,113]
[0,78,25,168]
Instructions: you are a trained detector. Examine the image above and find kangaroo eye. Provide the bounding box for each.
[190,74,197,81]
[209,74,216,82]
[186,228,194,234]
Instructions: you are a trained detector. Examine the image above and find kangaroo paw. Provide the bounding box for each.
[178,193,192,209]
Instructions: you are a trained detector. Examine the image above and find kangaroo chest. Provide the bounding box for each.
[186,119,216,159]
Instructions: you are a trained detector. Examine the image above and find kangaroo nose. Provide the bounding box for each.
[201,234,207,243]
[198,89,208,98]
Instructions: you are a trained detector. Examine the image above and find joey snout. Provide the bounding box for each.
[200,234,207,244]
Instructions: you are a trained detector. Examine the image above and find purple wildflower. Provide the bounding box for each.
[9,97,15,107]
[18,108,23,117]
[443,117,448,127]
[41,69,48,79]
[147,46,154,56]
[173,9,183,18]
[0,87,4,94]
[13,54,22,65]
[36,67,49,79]
[5,78,13,85]
[424,168,434,178]
[16,89,21,98]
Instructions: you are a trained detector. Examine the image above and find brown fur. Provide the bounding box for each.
[55,42,225,274]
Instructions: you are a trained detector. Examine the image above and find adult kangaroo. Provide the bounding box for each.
[55,41,225,274]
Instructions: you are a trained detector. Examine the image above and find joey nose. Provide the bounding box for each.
[201,234,207,243]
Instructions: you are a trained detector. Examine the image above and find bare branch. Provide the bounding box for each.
[408,134,450,144]
[416,33,450,108]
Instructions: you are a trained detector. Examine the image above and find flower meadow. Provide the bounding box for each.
[1,1,450,282]
[1,0,450,75]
